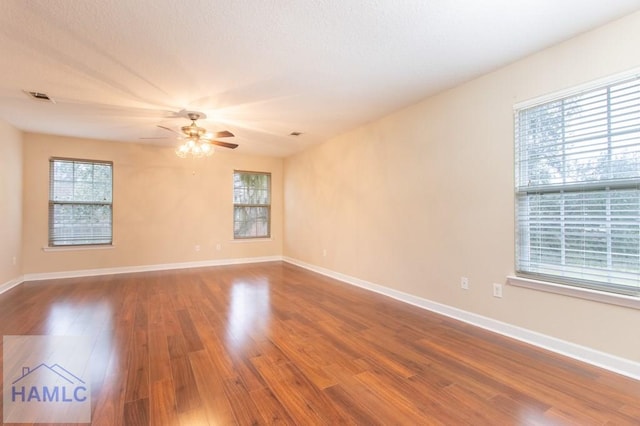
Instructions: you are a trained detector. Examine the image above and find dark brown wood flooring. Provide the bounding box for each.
[1,261,639,425]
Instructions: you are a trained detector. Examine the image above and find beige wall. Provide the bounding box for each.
[23,133,283,274]
[0,120,23,286]
[284,12,640,362]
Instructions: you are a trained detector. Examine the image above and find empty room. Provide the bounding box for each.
[1,1,640,424]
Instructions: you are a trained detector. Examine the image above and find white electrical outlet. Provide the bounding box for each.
[195,245,201,252]
[493,283,503,298]
[460,277,469,290]
[216,243,221,251]
[322,249,327,257]
[12,256,17,266]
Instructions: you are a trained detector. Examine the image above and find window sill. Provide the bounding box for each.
[507,275,640,310]
[231,238,273,243]
[42,245,115,252]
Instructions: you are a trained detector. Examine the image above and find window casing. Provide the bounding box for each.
[49,158,113,246]
[233,171,271,239]
[515,74,640,296]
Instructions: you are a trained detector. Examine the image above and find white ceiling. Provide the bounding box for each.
[1,1,640,157]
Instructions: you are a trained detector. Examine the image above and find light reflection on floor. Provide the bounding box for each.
[45,300,116,394]
[46,301,113,335]
[225,278,271,351]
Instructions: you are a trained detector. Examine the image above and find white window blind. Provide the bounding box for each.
[233,171,271,239]
[49,158,113,246]
[515,75,640,296]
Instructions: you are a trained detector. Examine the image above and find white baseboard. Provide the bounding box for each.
[0,276,24,295]
[282,257,640,381]
[22,256,283,282]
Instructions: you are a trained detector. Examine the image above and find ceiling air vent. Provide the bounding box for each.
[23,90,55,103]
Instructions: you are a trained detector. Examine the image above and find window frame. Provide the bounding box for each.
[233,170,271,240]
[514,71,640,297]
[48,157,113,247]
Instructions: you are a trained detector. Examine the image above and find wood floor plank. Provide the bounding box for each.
[188,300,238,381]
[231,351,269,393]
[0,261,638,424]
[123,397,150,426]
[188,349,236,425]
[124,328,150,403]
[249,387,296,425]
[91,348,127,425]
[322,363,432,425]
[177,407,209,426]
[147,285,174,386]
[170,355,201,414]
[251,359,345,424]
[148,325,172,384]
[149,379,179,426]
[487,394,558,425]
[223,376,265,425]
[322,384,384,426]
[176,309,204,353]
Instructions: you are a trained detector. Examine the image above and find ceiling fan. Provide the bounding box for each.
[159,111,238,151]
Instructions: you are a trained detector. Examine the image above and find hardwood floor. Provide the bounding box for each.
[1,261,639,425]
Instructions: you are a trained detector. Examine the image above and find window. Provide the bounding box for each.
[49,158,113,246]
[233,171,271,239]
[515,74,640,296]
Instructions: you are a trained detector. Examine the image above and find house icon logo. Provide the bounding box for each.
[11,363,88,403]
[3,335,92,423]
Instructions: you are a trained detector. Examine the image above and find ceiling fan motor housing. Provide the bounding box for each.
[182,121,207,138]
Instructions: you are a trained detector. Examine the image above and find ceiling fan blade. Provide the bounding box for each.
[210,140,239,149]
[215,130,235,138]
[157,124,180,135]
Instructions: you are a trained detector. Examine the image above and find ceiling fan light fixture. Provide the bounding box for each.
[171,111,236,157]
[175,137,214,158]
[182,122,206,138]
